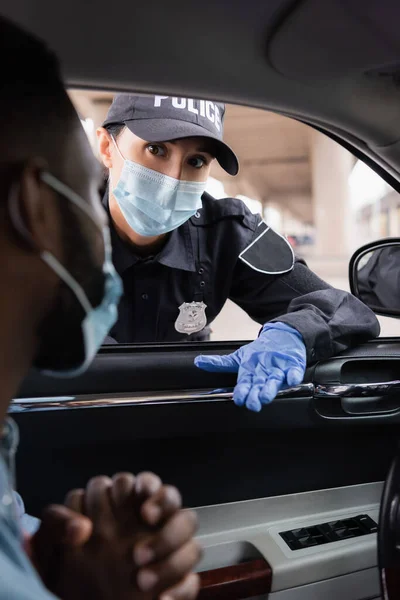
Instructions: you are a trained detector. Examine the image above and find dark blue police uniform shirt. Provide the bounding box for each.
[104,192,380,362]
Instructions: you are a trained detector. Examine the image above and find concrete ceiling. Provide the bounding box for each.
[69,91,313,222]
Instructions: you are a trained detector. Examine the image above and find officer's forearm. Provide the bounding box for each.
[270,289,380,363]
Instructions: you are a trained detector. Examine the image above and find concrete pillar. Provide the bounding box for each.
[224,174,263,202]
[311,131,354,260]
[264,201,283,232]
[280,207,293,235]
[90,98,112,132]
[82,98,112,157]
[390,205,400,237]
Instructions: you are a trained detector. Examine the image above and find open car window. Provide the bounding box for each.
[69,89,400,342]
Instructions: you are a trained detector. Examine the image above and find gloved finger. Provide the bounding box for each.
[286,367,305,387]
[241,370,266,412]
[232,373,253,406]
[64,488,85,514]
[259,370,286,404]
[134,509,198,567]
[245,386,263,412]
[159,573,201,600]
[194,352,240,373]
[140,484,182,528]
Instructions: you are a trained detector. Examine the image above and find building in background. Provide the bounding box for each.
[71,91,400,338]
[349,160,398,248]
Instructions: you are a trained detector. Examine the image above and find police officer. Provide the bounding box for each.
[96,94,380,412]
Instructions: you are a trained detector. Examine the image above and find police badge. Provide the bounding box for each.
[175,302,207,335]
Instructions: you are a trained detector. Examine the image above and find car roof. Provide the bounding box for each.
[3,0,400,180]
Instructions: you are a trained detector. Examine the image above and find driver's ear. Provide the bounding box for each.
[10,159,63,257]
[97,127,114,169]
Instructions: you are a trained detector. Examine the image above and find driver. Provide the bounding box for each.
[0,16,199,600]
[97,94,380,412]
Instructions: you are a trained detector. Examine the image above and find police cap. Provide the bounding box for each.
[103,94,239,175]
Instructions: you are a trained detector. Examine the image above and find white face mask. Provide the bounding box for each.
[38,172,123,378]
[111,137,207,236]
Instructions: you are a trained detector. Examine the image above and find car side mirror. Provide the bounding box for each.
[349,238,400,318]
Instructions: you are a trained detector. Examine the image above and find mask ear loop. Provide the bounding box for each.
[41,172,100,225]
[9,172,95,316]
[7,180,37,250]
[110,134,126,162]
[109,135,126,192]
[8,171,101,249]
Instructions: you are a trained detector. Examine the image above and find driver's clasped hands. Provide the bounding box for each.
[29,472,201,600]
[195,323,307,412]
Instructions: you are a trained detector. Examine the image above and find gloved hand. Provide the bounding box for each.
[194,322,307,413]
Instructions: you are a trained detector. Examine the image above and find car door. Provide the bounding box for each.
[11,330,399,599]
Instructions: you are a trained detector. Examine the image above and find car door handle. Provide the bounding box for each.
[315,380,400,418]
[315,380,400,398]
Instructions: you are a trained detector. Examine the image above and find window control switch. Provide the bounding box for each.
[279,514,378,551]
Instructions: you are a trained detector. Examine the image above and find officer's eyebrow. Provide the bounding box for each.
[168,139,217,156]
[196,145,216,156]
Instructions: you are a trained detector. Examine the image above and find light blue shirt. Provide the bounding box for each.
[0,419,57,599]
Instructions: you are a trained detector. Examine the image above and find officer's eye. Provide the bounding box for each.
[147,144,166,157]
[188,156,208,169]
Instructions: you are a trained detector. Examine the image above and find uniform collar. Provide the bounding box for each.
[103,190,197,273]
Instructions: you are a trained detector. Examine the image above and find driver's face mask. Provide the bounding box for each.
[111,136,207,237]
[13,172,122,378]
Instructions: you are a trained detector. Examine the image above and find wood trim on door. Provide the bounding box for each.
[198,558,272,599]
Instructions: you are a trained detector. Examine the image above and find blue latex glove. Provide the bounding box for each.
[194,322,307,413]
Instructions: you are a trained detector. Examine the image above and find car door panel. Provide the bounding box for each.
[196,481,382,599]
[12,339,400,521]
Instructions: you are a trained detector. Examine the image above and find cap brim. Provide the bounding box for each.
[124,118,239,176]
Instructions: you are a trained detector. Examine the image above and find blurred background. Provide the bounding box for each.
[70,90,400,339]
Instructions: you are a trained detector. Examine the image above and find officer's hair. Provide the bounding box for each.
[0,17,78,178]
[104,123,126,138]
[100,123,125,186]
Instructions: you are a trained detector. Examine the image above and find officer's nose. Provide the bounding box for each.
[164,154,185,180]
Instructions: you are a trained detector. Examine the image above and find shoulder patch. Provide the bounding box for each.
[239,221,294,275]
[191,194,257,230]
